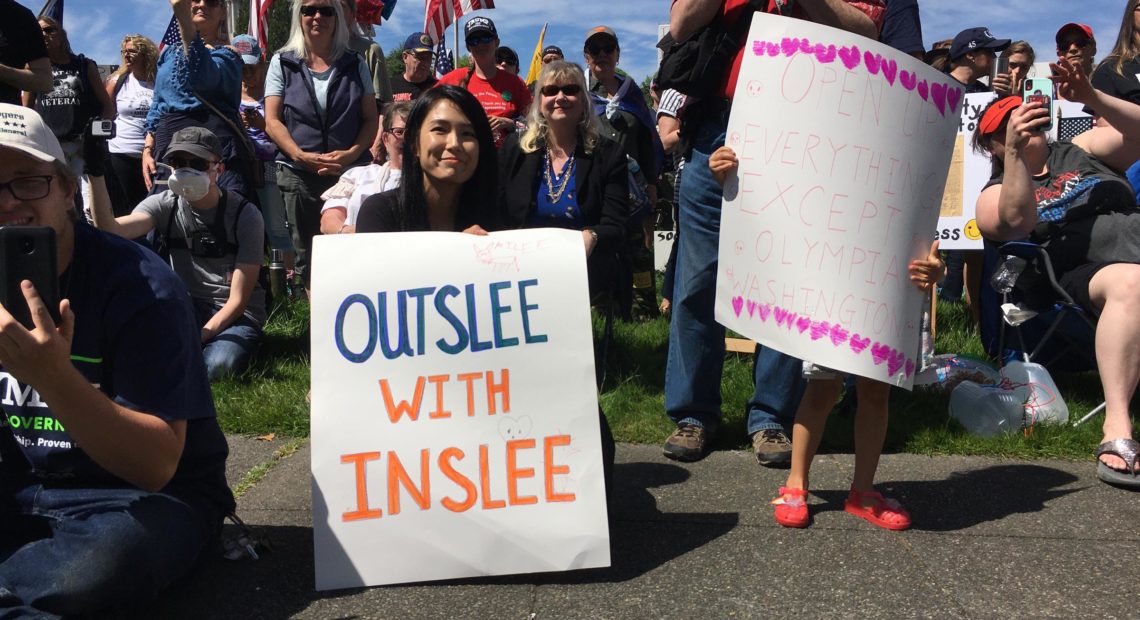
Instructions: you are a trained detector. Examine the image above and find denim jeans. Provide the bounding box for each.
[0,481,219,618]
[194,299,262,381]
[665,113,805,433]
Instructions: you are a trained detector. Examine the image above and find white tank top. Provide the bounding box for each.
[108,74,154,155]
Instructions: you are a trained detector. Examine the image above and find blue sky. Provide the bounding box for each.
[17,0,1124,85]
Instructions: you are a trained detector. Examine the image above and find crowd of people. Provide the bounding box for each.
[2,0,1140,614]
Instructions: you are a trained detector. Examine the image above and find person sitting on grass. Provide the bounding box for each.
[0,103,234,617]
[706,145,946,531]
[320,101,411,234]
[90,126,265,381]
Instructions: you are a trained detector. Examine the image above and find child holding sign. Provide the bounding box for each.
[709,146,945,530]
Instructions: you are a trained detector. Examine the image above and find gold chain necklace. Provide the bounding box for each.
[544,150,576,203]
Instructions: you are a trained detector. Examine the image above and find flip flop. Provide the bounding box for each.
[1095,438,1140,489]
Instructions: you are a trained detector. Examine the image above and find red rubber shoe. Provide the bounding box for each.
[771,486,810,528]
[844,489,911,531]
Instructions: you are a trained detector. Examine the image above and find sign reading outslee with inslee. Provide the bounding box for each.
[310,229,610,590]
[716,13,961,388]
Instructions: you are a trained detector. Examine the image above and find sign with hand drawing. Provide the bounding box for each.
[310,229,610,590]
[715,13,960,388]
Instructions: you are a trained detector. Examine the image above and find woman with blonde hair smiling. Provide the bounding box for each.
[105,34,158,214]
[498,60,630,298]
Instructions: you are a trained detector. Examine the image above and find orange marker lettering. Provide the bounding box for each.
[506,438,537,505]
[387,449,431,516]
[341,452,383,521]
[479,444,506,509]
[380,376,426,423]
[439,447,477,512]
[544,435,575,502]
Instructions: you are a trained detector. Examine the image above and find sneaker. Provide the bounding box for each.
[752,429,792,467]
[663,423,710,462]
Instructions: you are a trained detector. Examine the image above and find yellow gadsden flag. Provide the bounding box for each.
[525,22,548,85]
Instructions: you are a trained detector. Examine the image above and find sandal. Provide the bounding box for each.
[771,486,809,528]
[844,489,911,531]
[1095,438,1140,489]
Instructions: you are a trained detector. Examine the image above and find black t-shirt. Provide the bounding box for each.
[0,0,48,105]
[1091,57,1140,107]
[389,72,436,103]
[356,189,405,232]
[0,223,234,512]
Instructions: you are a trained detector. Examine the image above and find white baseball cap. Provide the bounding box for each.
[0,103,66,165]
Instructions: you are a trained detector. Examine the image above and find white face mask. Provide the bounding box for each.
[161,163,212,202]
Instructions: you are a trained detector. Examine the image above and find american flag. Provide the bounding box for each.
[158,15,181,52]
[424,0,495,45]
[435,32,453,77]
[37,0,63,22]
[248,0,275,53]
[1057,117,1094,142]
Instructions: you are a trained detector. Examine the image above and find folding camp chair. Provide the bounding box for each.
[992,241,1105,427]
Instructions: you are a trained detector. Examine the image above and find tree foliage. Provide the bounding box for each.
[234,1,293,55]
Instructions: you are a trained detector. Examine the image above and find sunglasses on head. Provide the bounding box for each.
[167,156,214,171]
[587,43,616,56]
[540,83,582,97]
[300,5,336,17]
[466,34,495,47]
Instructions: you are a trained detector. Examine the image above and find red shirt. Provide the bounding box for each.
[438,67,532,147]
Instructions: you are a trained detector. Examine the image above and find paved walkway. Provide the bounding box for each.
[147,436,1140,619]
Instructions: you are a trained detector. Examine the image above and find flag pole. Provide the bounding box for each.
[453,19,459,68]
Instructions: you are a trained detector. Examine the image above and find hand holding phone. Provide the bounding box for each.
[1022,78,1055,133]
[0,227,60,330]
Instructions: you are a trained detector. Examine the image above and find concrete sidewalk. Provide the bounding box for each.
[148,436,1140,619]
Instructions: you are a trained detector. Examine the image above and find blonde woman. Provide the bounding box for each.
[497,60,630,297]
[105,34,158,214]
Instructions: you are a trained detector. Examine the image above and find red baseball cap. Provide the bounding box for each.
[1055,23,1094,47]
[978,96,1021,137]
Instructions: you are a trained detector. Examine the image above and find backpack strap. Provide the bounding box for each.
[112,72,130,100]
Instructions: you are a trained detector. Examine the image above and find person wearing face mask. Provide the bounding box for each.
[90,127,265,381]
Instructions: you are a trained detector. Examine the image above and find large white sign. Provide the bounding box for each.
[937,92,996,250]
[310,229,610,590]
[715,14,960,388]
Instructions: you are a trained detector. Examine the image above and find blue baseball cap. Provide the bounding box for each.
[403,32,434,53]
[231,34,262,65]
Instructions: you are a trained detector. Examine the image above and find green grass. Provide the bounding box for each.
[213,292,1123,462]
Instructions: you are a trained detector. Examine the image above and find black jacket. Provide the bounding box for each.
[497,132,630,255]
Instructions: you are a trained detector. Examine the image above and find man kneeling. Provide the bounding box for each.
[92,127,266,380]
[0,105,234,615]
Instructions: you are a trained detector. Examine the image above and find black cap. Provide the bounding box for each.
[165,127,222,161]
[464,16,496,40]
[541,45,563,58]
[495,46,519,66]
[949,27,1011,60]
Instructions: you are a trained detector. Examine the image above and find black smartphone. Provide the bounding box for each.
[0,227,60,330]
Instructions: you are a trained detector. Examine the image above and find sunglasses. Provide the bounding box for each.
[1059,38,1091,53]
[540,83,582,97]
[466,35,495,47]
[300,5,336,17]
[586,44,616,56]
[167,156,215,171]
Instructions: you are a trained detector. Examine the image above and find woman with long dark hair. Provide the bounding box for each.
[355,86,497,233]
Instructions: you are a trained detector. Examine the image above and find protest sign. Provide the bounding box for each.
[715,13,960,388]
[310,229,610,590]
[937,92,995,250]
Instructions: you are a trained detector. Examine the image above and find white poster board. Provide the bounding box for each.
[310,229,610,590]
[715,14,960,388]
[936,92,995,250]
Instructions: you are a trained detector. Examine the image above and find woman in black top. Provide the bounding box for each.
[498,61,630,297]
[356,86,498,233]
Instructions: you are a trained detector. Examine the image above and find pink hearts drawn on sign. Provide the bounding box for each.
[829,324,849,346]
[849,334,871,354]
[905,359,916,379]
[863,50,881,75]
[799,38,813,54]
[732,296,744,317]
[930,82,947,116]
[810,321,829,341]
[757,303,772,322]
[773,306,788,326]
[838,45,861,70]
[946,86,962,114]
[781,37,799,56]
[746,299,757,318]
[814,43,836,64]
[881,58,898,86]
[870,342,891,366]
[887,350,906,377]
[917,80,929,101]
[766,42,780,57]
[796,316,811,334]
[899,70,916,91]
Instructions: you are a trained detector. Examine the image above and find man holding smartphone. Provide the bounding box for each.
[0,104,233,616]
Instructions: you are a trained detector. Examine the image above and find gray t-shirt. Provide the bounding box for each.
[135,190,267,325]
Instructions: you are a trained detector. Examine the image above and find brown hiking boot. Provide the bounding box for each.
[663,423,710,462]
[752,429,792,467]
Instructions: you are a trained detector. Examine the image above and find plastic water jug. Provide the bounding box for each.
[1002,361,1069,426]
[949,380,1025,436]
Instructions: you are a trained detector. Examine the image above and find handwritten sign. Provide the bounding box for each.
[310,230,610,590]
[937,92,996,249]
[715,14,960,388]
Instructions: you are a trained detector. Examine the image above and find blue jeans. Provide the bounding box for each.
[194,299,262,381]
[0,481,219,618]
[665,113,804,433]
